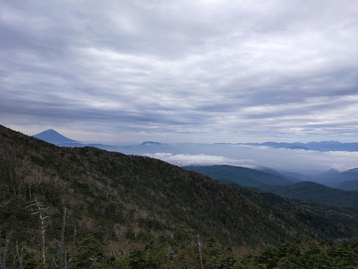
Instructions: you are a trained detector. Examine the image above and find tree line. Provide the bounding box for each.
[1,198,357,269]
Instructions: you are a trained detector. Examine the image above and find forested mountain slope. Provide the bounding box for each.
[183,165,293,187]
[0,125,357,268]
[184,165,358,210]
[260,181,358,210]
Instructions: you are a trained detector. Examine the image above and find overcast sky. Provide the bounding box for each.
[1,0,358,144]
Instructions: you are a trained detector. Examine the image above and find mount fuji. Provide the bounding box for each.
[33,129,79,145]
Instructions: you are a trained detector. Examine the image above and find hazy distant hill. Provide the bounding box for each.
[245,141,358,152]
[120,141,173,154]
[183,165,293,188]
[339,168,358,190]
[266,168,358,190]
[337,180,358,191]
[313,168,358,189]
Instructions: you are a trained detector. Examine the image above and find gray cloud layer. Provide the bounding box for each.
[1,0,357,143]
[145,144,358,173]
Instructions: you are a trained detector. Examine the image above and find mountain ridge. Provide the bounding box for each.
[244,141,358,152]
[260,181,358,210]
[183,164,294,188]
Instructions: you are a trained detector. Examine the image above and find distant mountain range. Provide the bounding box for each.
[33,129,172,153]
[34,129,358,152]
[243,141,358,152]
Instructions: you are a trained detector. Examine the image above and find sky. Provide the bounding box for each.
[1,0,358,144]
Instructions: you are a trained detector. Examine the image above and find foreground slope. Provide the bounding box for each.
[0,125,357,267]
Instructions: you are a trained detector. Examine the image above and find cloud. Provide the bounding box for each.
[142,144,358,173]
[145,152,257,167]
[1,0,357,143]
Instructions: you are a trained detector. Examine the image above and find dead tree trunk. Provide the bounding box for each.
[15,240,23,269]
[27,198,48,269]
[38,201,48,268]
[165,247,173,269]
[212,256,217,269]
[66,226,76,269]
[197,235,204,269]
[1,232,12,269]
[59,208,66,269]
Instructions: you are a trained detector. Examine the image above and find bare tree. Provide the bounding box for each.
[1,231,12,269]
[59,208,67,269]
[197,235,204,269]
[27,198,49,269]
[212,256,217,269]
[66,226,76,269]
[15,240,24,269]
[165,247,174,269]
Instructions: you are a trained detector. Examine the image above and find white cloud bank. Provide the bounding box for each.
[142,143,358,173]
[145,152,257,167]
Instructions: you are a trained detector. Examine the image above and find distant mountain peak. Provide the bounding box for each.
[140,141,166,146]
[34,129,78,145]
[43,129,61,135]
[326,168,340,173]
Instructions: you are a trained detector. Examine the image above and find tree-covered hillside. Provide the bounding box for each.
[260,181,358,210]
[183,165,293,187]
[1,125,357,268]
[184,165,358,210]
